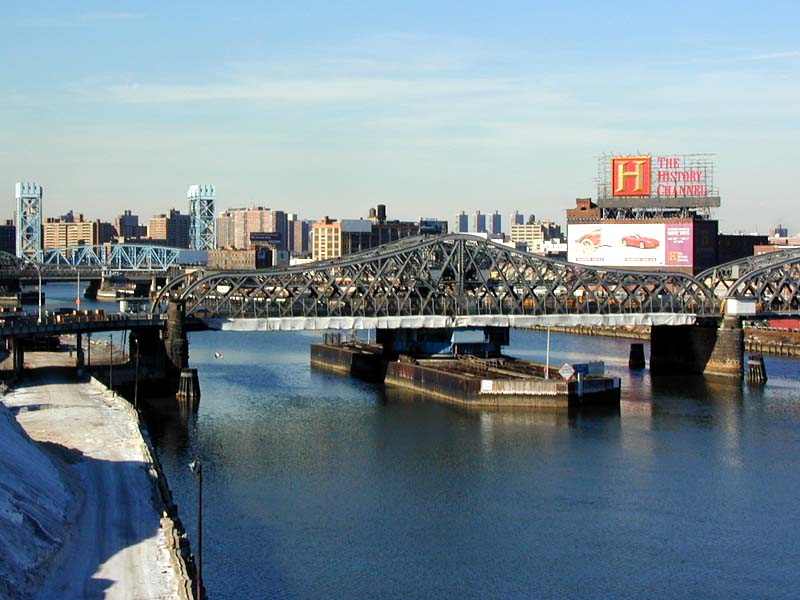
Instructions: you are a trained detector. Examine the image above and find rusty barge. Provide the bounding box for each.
[310,328,620,410]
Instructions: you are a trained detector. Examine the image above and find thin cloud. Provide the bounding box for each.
[80,12,144,22]
[740,50,800,61]
[16,11,143,27]
[108,76,545,104]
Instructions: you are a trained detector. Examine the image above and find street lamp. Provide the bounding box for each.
[109,333,113,392]
[188,460,203,600]
[133,336,139,410]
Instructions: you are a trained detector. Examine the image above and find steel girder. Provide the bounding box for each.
[698,248,800,297]
[0,251,25,270]
[39,244,182,271]
[725,254,800,313]
[153,234,717,320]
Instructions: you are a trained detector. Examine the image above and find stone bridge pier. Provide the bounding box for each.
[650,316,743,378]
[163,299,189,371]
[129,326,169,381]
[161,298,200,408]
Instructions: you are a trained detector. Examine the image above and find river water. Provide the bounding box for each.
[46,283,800,598]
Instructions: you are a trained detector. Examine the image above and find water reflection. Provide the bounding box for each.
[136,328,800,600]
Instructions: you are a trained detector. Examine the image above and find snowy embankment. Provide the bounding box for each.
[0,398,81,599]
[0,349,188,600]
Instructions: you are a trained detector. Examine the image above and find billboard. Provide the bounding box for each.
[597,154,718,204]
[568,222,693,267]
[249,231,282,245]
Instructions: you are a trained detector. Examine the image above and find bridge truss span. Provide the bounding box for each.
[40,244,183,271]
[698,247,800,298]
[153,234,718,326]
[725,253,800,313]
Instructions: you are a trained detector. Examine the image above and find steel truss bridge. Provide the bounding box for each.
[151,234,800,331]
[0,244,190,278]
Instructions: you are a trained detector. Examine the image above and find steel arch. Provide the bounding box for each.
[725,253,800,313]
[698,247,800,297]
[153,234,717,321]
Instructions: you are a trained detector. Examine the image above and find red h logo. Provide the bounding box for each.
[612,156,651,197]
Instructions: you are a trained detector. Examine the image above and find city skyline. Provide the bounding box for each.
[2,1,799,234]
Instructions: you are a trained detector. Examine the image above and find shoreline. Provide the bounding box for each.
[87,375,198,600]
[0,347,197,599]
[520,324,800,357]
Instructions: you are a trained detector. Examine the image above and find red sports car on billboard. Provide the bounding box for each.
[621,234,660,249]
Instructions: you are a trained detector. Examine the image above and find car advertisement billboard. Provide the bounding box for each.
[568,222,693,267]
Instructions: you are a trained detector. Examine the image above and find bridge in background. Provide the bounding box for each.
[0,244,203,279]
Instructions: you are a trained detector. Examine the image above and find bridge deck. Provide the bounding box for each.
[204,313,697,332]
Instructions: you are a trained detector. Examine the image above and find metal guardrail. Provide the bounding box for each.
[0,311,164,338]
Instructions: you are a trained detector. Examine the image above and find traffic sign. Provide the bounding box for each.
[559,363,575,380]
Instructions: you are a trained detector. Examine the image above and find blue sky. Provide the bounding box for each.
[1,1,798,233]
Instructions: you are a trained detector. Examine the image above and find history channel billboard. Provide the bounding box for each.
[568,222,694,267]
[597,154,718,206]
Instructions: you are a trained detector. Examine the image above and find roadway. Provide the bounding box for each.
[2,351,181,599]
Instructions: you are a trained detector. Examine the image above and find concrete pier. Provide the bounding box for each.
[628,343,645,369]
[176,368,201,409]
[164,299,189,371]
[650,317,744,378]
[747,354,767,384]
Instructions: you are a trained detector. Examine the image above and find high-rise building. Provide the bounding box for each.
[216,212,232,248]
[312,206,419,260]
[312,217,342,260]
[115,210,147,240]
[95,221,116,244]
[510,221,563,254]
[188,184,216,250]
[215,207,289,250]
[489,211,502,236]
[455,211,469,233]
[0,220,16,254]
[473,210,486,233]
[773,224,788,238]
[510,210,525,227]
[148,209,191,248]
[43,214,97,248]
[288,214,310,256]
[15,181,42,260]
